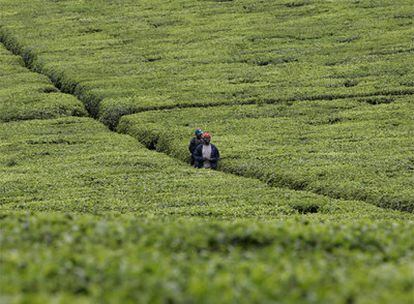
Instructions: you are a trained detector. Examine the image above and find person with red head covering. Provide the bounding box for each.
[192,132,220,169]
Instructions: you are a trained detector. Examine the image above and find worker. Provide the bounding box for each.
[193,132,220,170]
[189,128,204,166]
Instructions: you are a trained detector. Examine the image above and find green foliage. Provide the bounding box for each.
[119,96,414,212]
[0,0,413,123]
[1,212,414,303]
[1,0,413,302]
[1,117,412,302]
[1,116,391,218]
[0,45,86,122]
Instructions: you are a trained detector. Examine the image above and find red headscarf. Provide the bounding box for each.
[202,132,211,139]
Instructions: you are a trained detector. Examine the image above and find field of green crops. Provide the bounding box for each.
[0,0,413,303]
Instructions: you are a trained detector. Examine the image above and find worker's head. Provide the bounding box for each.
[194,128,203,139]
[202,132,211,144]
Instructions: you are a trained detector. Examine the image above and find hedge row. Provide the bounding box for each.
[119,96,414,212]
[0,0,413,127]
[0,44,86,122]
[1,116,392,218]
[1,212,413,303]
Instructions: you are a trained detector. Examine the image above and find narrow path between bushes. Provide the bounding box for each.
[0,35,411,213]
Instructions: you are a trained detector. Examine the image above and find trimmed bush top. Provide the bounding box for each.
[0,44,86,122]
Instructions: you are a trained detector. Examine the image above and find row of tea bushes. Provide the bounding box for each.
[0,0,413,127]
[1,211,413,303]
[1,116,388,218]
[0,44,86,122]
[119,96,414,212]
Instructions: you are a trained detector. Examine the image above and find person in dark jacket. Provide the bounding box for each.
[189,128,204,166]
[193,132,220,170]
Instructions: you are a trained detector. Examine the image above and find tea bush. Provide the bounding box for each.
[1,212,413,303]
[0,45,86,122]
[119,96,414,212]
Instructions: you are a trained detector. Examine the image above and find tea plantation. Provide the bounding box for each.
[0,0,413,303]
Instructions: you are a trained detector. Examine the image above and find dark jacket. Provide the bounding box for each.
[189,137,204,165]
[193,143,220,169]
[189,137,204,154]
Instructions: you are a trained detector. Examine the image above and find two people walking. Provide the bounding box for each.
[189,129,220,169]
